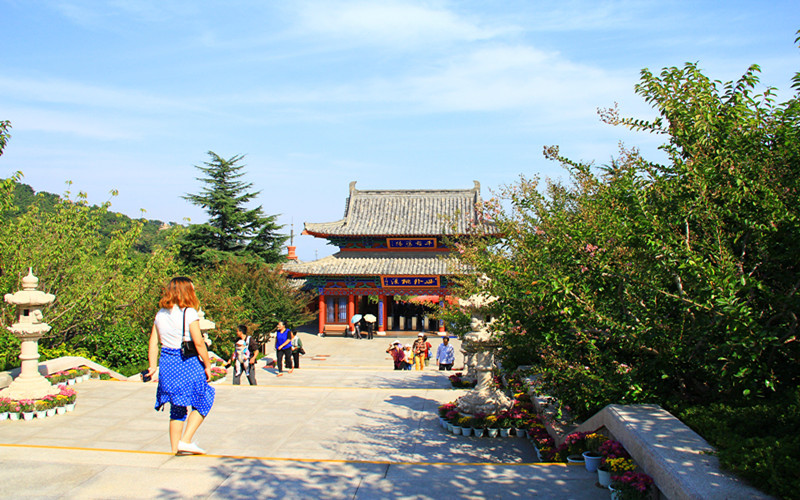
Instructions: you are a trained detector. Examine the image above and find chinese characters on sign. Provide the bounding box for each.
[386,238,437,249]
[381,276,440,288]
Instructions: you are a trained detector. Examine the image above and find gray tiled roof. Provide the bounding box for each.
[303,181,494,236]
[283,251,470,276]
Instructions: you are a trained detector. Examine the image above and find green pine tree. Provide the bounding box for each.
[180,151,287,267]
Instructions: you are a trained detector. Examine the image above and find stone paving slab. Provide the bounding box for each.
[0,333,606,499]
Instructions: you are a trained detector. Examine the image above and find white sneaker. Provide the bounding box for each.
[177,441,206,455]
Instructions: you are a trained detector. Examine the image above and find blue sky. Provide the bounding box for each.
[2,1,798,261]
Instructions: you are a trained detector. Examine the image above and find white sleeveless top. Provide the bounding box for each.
[154,305,199,349]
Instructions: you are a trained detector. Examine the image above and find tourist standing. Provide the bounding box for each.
[291,330,305,368]
[423,335,432,367]
[230,325,258,385]
[412,333,427,370]
[147,276,215,455]
[386,341,405,370]
[436,336,455,371]
[274,321,293,376]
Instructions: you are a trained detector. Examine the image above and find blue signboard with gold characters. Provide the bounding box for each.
[381,276,440,288]
[386,238,437,249]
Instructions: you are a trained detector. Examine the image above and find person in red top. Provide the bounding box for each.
[386,341,406,370]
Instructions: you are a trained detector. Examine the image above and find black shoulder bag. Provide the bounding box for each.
[180,308,199,358]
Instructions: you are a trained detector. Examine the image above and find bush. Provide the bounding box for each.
[71,324,148,373]
[680,392,800,499]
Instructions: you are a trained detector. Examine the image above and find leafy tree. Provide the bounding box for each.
[180,151,287,267]
[452,51,800,418]
[194,260,315,358]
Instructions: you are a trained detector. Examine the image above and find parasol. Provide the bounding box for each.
[351,314,363,323]
[364,314,377,323]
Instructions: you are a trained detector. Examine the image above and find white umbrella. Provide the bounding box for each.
[351,314,363,323]
[364,314,377,323]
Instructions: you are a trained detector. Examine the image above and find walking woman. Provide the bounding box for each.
[146,277,215,455]
[275,320,294,376]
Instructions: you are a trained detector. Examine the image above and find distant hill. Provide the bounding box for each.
[8,182,180,254]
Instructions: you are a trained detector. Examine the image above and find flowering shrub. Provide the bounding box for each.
[438,402,456,417]
[209,366,227,382]
[603,457,637,473]
[0,398,12,413]
[611,471,654,498]
[60,387,77,404]
[448,372,477,389]
[18,399,35,412]
[599,439,630,459]
[444,409,459,422]
[563,431,590,455]
[484,415,498,428]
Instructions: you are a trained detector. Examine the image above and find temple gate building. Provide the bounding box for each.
[284,181,494,336]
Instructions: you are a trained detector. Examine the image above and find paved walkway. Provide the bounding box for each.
[0,331,605,499]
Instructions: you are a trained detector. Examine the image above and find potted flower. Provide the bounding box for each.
[34,399,49,419]
[0,398,10,420]
[582,432,606,472]
[437,402,455,429]
[471,413,486,437]
[485,415,499,437]
[66,369,79,385]
[457,415,473,436]
[496,410,514,437]
[60,387,77,411]
[445,409,460,433]
[209,366,227,383]
[610,471,654,499]
[8,401,20,421]
[600,457,637,488]
[79,367,91,381]
[19,399,35,420]
[54,395,69,415]
[43,395,57,417]
[563,431,589,462]
[99,372,112,380]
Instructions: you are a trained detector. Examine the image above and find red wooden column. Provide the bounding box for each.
[438,295,446,333]
[347,294,355,334]
[318,293,326,335]
[378,294,386,335]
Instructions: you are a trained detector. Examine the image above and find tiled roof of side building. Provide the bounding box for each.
[303,180,496,237]
[282,251,472,276]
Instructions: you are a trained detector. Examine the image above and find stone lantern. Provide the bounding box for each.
[455,293,512,416]
[2,269,60,400]
[197,309,215,347]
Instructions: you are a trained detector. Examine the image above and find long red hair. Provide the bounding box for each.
[159,277,200,309]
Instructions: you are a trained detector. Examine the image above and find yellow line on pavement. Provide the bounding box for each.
[0,443,564,467]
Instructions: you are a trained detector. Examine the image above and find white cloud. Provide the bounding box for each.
[293,0,512,47]
[0,76,201,113]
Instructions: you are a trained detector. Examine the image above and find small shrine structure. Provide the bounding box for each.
[284,181,495,335]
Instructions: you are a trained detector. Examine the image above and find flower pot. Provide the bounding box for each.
[0,412,8,421]
[473,428,484,437]
[83,374,90,382]
[65,403,76,412]
[438,417,446,429]
[35,411,46,419]
[608,484,622,500]
[46,408,56,417]
[9,413,19,421]
[452,426,462,435]
[56,407,66,415]
[461,427,472,436]
[499,428,511,437]
[583,451,603,472]
[487,428,499,438]
[22,412,34,421]
[445,422,453,432]
[597,468,612,488]
[67,379,75,386]
[515,428,527,438]
[566,454,584,463]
